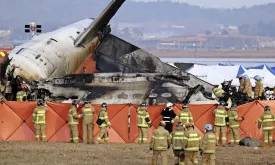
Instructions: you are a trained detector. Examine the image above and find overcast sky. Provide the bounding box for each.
[132,0,275,8]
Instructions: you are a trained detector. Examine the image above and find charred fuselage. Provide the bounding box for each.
[36,73,213,105]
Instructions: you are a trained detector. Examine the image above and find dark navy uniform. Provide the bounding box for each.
[161,107,176,133]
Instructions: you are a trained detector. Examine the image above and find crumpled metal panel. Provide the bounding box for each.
[94,34,213,93]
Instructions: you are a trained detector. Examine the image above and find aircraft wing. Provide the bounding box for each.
[74,0,125,47]
[93,34,214,94]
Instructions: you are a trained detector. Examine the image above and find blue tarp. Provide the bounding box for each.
[246,64,275,76]
[236,66,246,78]
[217,63,234,66]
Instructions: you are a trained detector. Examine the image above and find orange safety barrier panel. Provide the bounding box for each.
[0,102,128,143]
[77,104,129,143]
[2,101,275,143]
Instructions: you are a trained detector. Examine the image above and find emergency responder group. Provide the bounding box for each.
[150,120,215,165]
[238,74,264,100]
[212,74,264,106]
[33,99,111,144]
[149,102,215,165]
[147,101,275,165]
[31,98,275,165]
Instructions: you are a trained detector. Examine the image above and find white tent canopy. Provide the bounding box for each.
[186,64,247,86]
[187,64,275,87]
[243,65,275,87]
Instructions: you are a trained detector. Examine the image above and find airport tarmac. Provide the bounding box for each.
[160,57,275,67]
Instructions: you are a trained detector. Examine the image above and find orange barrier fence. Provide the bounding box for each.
[0,101,275,143]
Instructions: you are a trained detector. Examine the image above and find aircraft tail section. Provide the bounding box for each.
[74,0,125,47]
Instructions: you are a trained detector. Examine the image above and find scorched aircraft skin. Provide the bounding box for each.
[1,0,125,81]
[0,0,214,104]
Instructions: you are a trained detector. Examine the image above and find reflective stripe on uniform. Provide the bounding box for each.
[263,127,274,130]
[229,124,239,128]
[153,136,165,140]
[263,119,274,122]
[215,114,226,117]
[203,150,215,153]
[138,138,147,141]
[175,132,184,135]
[138,124,148,127]
[185,147,199,151]
[155,146,167,149]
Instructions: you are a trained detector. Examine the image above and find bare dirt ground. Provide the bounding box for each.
[0,142,275,165]
[149,49,275,58]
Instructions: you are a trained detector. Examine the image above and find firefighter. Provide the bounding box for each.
[227,102,244,146]
[212,86,232,108]
[16,91,27,101]
[68,100,84,143]
[16,87,27,101]
[200,124,216,165]
[238,74,244,93]
[0,79,5,101]
[32,99,48,142]
[242,75,252,99]
[82,99,96,144]
[182,123,201,165]
[212,86,225,101]
[150,121,171,165]
[172,103,194,131]
[161,102,176,133]
[254,75,263,100]
[4,78,12,100]
[96,103,111,144]
[0,79,4,93]
[213,100,228,146]
[171,122,185,165]
[136,102,152,144]
[258,106,275,143]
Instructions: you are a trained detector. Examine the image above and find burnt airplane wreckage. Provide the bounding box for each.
[0,32,215,105]
[31,34,215,105]
[35,73,211,105]
[0,0,215,105]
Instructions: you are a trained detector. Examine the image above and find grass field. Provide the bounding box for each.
[0,142,275,165]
